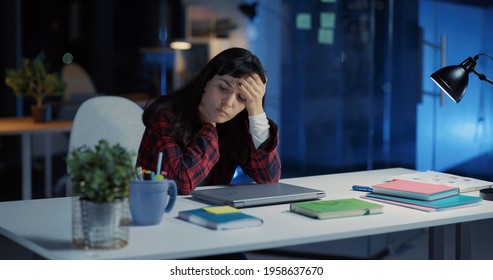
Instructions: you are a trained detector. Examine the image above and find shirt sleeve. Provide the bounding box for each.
[248,113,270,149]
[242,118,281,184]
[137,113,220,195]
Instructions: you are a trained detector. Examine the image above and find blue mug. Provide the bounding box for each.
[129,179,177,226]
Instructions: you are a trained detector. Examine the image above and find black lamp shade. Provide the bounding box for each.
[430,65,469,103]
[430,56,478,103]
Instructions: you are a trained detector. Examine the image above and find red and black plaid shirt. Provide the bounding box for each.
[136,110,281,195]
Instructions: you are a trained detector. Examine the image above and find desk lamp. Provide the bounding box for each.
[430,53,493,200]
[430,54,493,103]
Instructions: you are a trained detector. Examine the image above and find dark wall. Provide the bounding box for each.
[387,0,420,169]
[1,0,490,201]
[0,0,175,103]
[0,0,176,201]
[1,0,20,117]
[280,0,419,177]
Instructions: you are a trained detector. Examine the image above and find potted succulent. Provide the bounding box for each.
[4,56,66,122]
[66,139,135,249]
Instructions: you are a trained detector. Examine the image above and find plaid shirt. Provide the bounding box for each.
[136,110,281,195]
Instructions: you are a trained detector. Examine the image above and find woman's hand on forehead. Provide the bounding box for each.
[237,73,266,116]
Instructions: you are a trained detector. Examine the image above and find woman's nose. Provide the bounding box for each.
[222,94,235,107]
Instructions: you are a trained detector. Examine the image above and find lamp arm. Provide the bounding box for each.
[472,68,493,85]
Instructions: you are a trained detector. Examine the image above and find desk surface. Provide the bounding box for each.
[0,117,72,135]
[1,167,493,259]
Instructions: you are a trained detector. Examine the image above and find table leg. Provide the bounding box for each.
[455,222,472,259]
[44,132,52,198]
[21,134,32,200]
[428,226,445,259]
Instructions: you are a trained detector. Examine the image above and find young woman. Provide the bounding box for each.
[137,47,281,194]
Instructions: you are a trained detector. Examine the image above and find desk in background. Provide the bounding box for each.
[0,117,72,200]
[0,168,492,259]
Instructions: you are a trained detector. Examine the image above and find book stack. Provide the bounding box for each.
[362,179,482,212]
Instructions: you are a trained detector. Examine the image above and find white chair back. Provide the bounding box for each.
[67,96,145,195]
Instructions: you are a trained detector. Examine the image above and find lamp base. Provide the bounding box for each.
[479,188,493,201]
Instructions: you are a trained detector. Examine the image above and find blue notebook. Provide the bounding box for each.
[364,193,481,211]
[177,208,263,230]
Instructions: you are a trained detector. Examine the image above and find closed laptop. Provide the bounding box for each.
[190,182,326,208]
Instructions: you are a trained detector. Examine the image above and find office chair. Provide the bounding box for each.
[61,63,98,101]
[66,96,146,195]
[56,63,101,121]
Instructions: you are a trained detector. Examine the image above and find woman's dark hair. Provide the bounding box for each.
[142,47,267,164]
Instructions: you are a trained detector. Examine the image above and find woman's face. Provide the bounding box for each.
[200,74,246,124]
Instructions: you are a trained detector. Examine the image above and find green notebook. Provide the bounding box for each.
[290,198,383,219]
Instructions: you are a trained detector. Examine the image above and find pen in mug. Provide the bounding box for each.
[156,152,163,174]
[143,170,152,180]
[136,166,143,180]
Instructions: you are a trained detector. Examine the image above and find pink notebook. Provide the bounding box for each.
[372,179,460,201]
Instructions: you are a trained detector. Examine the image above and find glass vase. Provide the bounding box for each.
[72,197,130,249]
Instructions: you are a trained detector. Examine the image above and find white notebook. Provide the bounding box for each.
[390,171,493,193]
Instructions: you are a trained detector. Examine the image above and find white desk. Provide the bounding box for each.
[0,168,492,259]
[0,117,72,199]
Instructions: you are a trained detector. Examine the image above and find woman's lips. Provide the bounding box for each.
[216,108,228,116]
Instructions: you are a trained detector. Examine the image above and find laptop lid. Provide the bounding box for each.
[190,182,326,208]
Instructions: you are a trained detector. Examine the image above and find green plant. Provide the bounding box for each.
[67,139,135,203]
[4,56,66,107]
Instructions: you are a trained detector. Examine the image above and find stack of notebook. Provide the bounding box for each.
[389,170,493,193]
[362,179,482,212]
